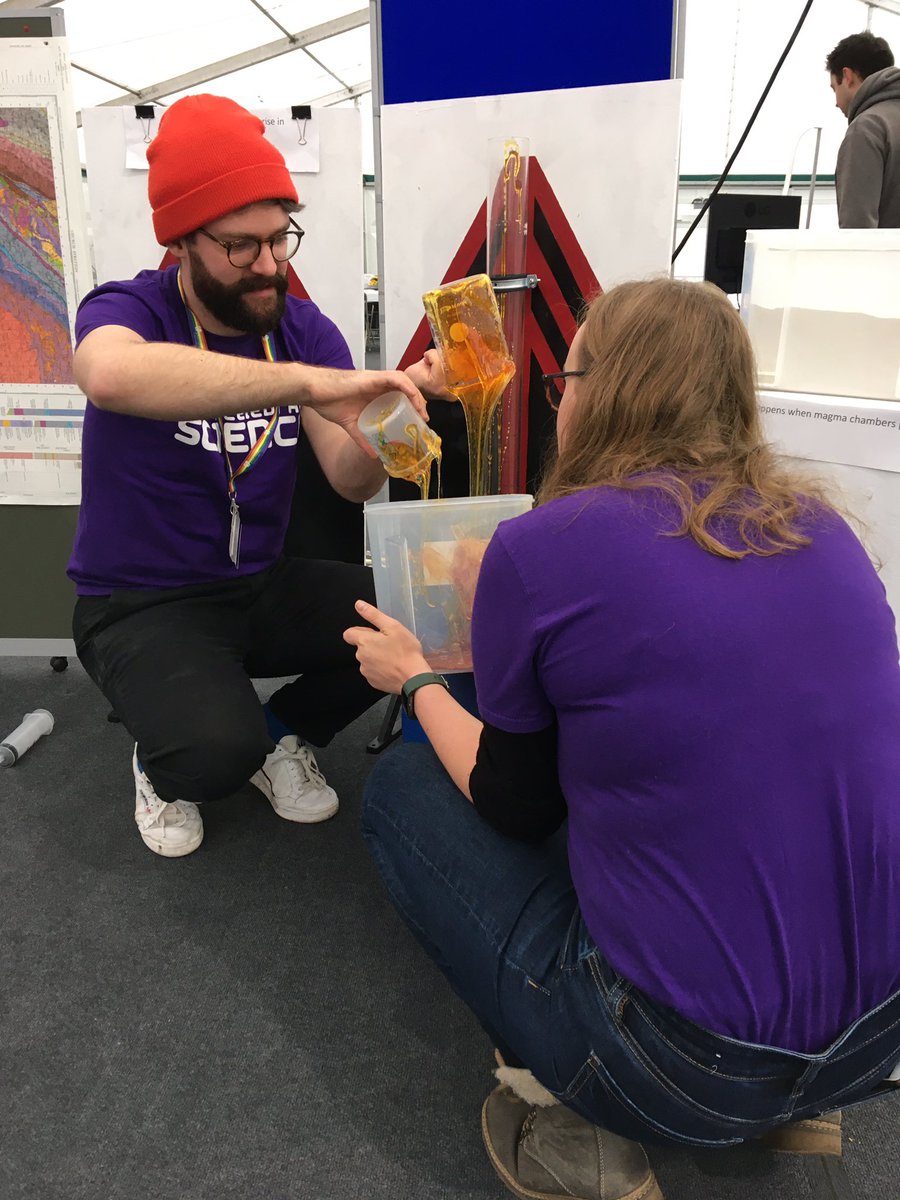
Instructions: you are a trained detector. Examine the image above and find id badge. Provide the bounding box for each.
[228,498,242,568]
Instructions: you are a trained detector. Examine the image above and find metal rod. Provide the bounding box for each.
[806,126,822,228]
[490,274,540,292]
[671,0,686,80]
[319,80,371,107]
[81,10,368,119]
[782,125,821,197]
[301,46,350,91]
[71,62,143,96]
[247,0,295,42]
[370,0,387,369]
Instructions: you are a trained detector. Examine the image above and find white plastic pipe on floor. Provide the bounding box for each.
[0,709,54,766]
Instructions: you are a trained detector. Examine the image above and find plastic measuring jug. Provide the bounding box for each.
[358,391,442,499]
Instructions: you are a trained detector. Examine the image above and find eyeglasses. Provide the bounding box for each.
[196,217,305,268]
[541,370,585,412]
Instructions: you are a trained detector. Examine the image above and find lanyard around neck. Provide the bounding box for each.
[176,268,279,497]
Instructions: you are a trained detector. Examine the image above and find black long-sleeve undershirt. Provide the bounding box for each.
[468,720,567,843]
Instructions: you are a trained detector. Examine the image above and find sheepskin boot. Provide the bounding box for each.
[759,1111,842,1157]
[482,1060,663,1200]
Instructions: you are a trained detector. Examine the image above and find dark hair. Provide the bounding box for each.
[536,279,836,560]
[826,32,894,79]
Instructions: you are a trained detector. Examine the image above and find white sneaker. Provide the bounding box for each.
[132,748,204,857]
[250,735,339,823]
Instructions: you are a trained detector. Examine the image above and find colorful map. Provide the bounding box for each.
[0,106,75,385]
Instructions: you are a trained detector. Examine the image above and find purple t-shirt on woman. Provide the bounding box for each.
[471,486,900,1053]
[68,265,352,594]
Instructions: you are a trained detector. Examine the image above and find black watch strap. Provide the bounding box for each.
[401,671,450,718]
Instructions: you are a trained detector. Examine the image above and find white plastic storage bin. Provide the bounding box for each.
[365,494,533,674]
[742,229,900,401]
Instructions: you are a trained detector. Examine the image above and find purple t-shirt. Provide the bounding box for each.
[471,486,900,1052]
[68,266,352,594]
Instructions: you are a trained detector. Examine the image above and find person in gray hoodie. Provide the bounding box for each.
[826,32,900,227]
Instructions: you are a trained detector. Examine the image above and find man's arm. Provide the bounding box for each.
[836,118,886,228]
[300,349,450,503]
[300,407,385,502]
[74,324,426,455]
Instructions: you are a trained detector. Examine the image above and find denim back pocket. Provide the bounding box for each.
[559,952,786,1146]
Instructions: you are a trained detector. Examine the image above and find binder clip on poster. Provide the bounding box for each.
[125,104,156,169]
[258,104,320,173]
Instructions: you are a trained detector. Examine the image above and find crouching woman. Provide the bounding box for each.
[344,278,900,1200]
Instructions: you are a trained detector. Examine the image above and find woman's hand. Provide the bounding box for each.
[343,600,432,694]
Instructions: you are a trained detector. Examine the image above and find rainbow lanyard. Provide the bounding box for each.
[177,269,281,567]
[176,269,279,498]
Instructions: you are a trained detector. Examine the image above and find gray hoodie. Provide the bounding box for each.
[836,65,900,228]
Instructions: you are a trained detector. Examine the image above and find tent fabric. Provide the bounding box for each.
[54,0,371,114]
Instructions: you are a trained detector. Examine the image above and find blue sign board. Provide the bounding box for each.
[380,0,676,106]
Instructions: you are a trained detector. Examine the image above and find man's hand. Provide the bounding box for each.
[343,600,432,693]
[301,366,428,457]
[404,349,454,400]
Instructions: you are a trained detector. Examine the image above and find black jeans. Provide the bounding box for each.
[73,557,380,804]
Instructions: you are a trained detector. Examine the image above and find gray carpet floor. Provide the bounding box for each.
[1,656,896,1200]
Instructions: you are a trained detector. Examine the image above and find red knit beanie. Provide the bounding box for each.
[147,94,299,245]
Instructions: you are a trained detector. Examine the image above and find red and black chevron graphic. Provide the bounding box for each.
[158,249,311,300]
[394,157,600,498]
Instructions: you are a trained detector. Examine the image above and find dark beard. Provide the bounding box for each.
[186,244,288,334]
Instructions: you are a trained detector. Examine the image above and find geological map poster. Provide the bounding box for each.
[0,38,92,503]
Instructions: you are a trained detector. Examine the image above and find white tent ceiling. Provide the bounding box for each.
[5,1,900,182]
[2,0,372,115]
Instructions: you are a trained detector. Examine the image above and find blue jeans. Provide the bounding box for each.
[362,743,900,1147]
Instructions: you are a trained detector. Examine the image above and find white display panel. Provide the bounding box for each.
[380,80,683,370]
[761,390,900,621]
[82,105,364,366]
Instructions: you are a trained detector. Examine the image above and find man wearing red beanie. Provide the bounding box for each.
[67,94,441,858]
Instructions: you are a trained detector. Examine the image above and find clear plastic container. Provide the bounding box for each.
[742,229,900,401]
[422,274,516,496]
[358,391,441,493]
[365,494,533,673]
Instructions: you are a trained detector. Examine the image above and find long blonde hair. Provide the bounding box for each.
[537,278,833,559]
